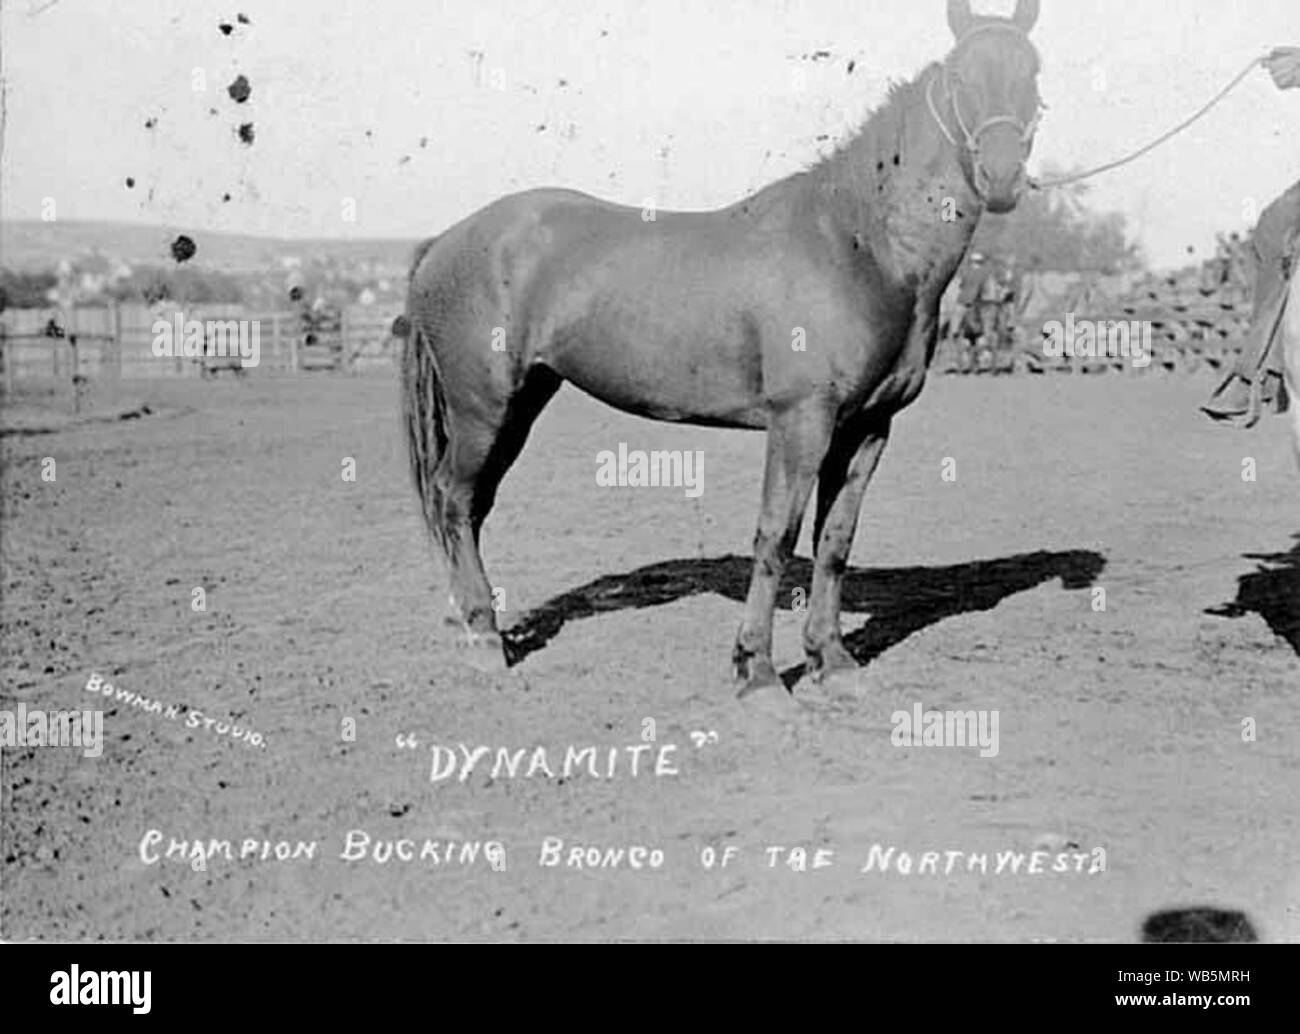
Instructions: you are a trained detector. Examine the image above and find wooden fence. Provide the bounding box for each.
[936,297,1250,376]
[2,293,1253,393]
[0,302,402,390]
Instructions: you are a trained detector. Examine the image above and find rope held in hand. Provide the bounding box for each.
[1031,53,1271,191]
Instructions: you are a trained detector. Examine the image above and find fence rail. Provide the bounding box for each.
[1,295,1253,395]
[0,302,402,390]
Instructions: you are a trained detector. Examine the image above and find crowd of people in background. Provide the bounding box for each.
[940,227,1263,379]
[947,251,1025,375]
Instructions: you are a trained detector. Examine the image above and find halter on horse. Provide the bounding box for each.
[928,0,1044,212]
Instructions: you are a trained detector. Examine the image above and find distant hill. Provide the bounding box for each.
[0,220,421,274]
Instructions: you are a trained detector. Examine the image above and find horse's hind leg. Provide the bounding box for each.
[436,366,561,669]
[733,398,834,698]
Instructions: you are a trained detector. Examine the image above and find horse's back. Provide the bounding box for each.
[412,185,809,287]
[417,187,628,260]
[408,187,638,320]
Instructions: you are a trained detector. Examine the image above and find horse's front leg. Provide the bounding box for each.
[733,399,834,698]
[803,420,891,687]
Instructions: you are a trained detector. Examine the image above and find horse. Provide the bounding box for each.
[401,0,1045,702]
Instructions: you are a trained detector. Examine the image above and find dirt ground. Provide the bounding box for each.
[2,368,1297,942]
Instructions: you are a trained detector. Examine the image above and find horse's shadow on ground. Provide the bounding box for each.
[503,549,1106,684]
[1206,534,1300,657]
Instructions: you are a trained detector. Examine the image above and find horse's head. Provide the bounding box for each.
[936,0,1043,214]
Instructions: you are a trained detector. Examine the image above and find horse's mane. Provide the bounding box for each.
[805,62,943,227]
[814,65,939,172]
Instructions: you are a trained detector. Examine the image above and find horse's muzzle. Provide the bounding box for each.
[976,163,1029,214]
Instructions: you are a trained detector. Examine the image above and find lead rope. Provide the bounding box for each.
[1032,53,1270,191]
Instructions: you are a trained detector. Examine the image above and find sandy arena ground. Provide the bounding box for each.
[2,368,1297,941]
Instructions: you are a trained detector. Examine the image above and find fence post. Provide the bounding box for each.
[340,306,351,373]
[2,325,10,397]
[289,323,299,373]
[176,304,188,377]
[271,313,281,371]
[110,300,123,380]
[69,333,81,414]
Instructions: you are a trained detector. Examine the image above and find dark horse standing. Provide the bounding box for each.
[402,0,1044,702]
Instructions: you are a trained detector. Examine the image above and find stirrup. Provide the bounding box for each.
[1205,376,1267,429]
[1201,375,1252,424]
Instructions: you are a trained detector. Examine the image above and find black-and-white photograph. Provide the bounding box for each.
[2,0,1298,957]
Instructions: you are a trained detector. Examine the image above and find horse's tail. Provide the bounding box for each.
[399,237,450,544]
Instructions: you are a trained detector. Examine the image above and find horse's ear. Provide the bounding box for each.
[1012,0,1040,33]
[946,0,974,38]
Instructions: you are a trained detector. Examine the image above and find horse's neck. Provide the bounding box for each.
[806,66,983,292]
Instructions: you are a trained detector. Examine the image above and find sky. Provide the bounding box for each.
[2,0,1299,269]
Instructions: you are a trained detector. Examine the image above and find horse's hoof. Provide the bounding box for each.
[733,655,780,695]
[796,666,869,707]
[455,632,508,673]
[805,641,857,680]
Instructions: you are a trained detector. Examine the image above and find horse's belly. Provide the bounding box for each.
[536,252,777,427]
[544,317,769,428]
